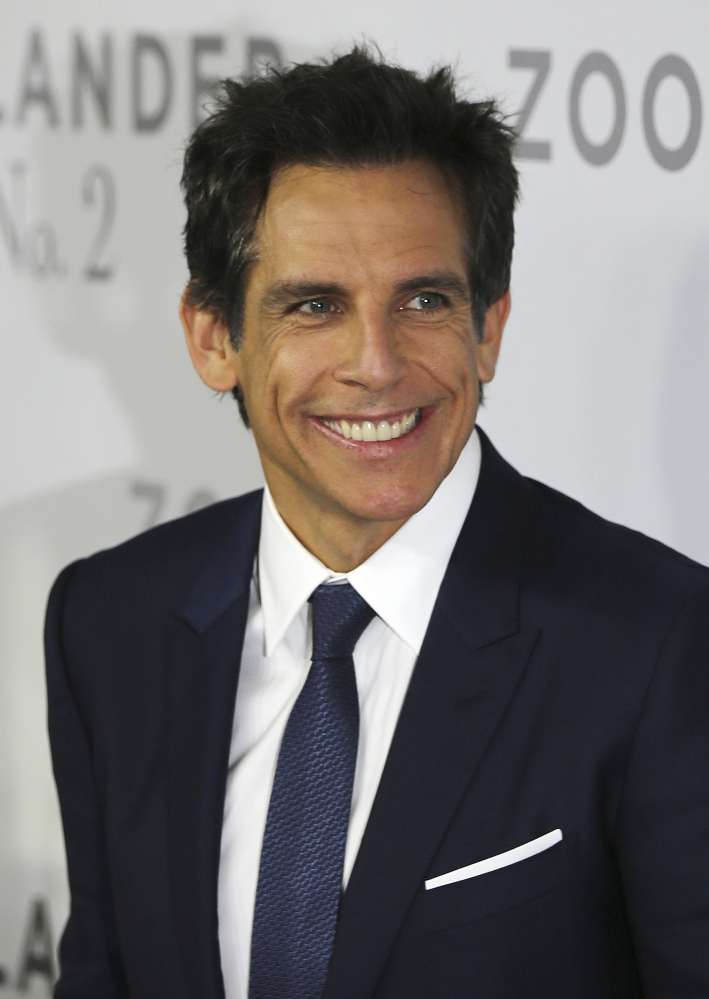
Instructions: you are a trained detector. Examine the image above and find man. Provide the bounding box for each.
[45,48,709,998]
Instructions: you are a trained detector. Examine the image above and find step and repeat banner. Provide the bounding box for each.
[1,0,708,991]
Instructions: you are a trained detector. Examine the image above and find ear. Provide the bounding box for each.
[477,290,511,384]
[180,293,240,392]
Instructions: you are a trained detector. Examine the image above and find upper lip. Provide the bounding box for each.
[316,408,422,422]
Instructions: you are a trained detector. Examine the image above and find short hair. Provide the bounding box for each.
[181,45,519,423]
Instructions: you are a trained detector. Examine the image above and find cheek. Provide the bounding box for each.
[257,339,330,424]
[418,334,476,391]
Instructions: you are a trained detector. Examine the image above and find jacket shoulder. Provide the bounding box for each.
[72,486,259,569]
[48,489,262,653]
[522,474,709,618]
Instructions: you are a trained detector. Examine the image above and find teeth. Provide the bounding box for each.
[322,409,420,441]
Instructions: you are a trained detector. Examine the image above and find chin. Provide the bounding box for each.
[340,484,434,526]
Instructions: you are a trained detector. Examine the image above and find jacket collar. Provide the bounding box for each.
[178,490,262,634]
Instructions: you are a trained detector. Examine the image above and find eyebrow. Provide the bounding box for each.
[261,281,348,310]
[394,273,471,301]
[260,271,471,311]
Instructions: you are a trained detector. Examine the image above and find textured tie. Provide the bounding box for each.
[249,582,375,999]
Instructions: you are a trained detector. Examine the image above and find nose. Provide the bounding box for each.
[334,310,408,393]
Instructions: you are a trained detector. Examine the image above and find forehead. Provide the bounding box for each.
[252,160,467,281]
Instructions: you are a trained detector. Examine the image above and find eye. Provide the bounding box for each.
[402,291,446,311]
[296,297,335,315]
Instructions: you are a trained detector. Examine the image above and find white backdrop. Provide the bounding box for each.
[2,0,708,991]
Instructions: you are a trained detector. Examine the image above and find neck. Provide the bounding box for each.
[266,484,408,573]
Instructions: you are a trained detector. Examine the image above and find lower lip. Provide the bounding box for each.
[311,409,430,453]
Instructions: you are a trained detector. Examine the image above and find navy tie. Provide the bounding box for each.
[249,582,375,999]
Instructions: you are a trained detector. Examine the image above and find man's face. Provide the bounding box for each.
[231,160,505,557]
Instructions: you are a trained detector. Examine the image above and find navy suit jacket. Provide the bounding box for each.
[45,429,709,998]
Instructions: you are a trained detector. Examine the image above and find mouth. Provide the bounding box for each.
[319,408,421,442]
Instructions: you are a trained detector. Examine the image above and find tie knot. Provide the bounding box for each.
[309,582,375,659]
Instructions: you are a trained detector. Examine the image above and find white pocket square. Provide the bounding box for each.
[425,828,563,891]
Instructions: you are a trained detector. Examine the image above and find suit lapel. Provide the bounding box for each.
[324,429,539,999]
[165,492,261,999]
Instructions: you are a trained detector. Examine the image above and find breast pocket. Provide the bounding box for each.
[406,831,577,938]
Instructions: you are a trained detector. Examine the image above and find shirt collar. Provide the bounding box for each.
[258,428,481,656]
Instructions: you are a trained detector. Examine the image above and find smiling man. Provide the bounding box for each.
[46,48,709,999]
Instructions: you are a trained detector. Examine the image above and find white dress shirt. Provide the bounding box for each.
[217,429,481,999]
